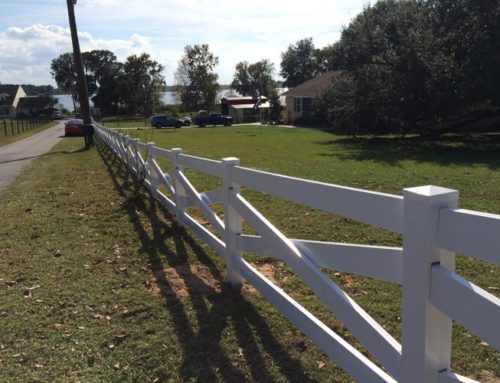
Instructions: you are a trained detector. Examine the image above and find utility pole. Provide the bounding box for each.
[66,0,94,148]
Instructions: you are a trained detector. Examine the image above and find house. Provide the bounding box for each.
[0,85,26,118]
[16,95,54,117]
[0,85,53,118]
[220,96,270,123]
[281,70,338,124]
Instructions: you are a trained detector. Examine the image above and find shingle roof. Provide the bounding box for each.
[281,71,339,98]
[17,96,51,109]
[0,85,20,106]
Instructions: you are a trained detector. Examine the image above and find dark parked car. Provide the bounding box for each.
[150,115,183,128]
[51,111,63,120]
[180,116,192,126]
[194,113,233,127]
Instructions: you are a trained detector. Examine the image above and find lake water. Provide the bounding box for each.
[54,89,238,112]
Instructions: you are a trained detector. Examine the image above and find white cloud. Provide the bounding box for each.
[0,24,155,86]
[0,0,367,85]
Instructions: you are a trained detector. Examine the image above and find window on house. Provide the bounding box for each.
[293,97,301,113]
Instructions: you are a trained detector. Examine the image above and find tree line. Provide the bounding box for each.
[51,51,165,116]
[312,0,500,135]
[51,0,500,134]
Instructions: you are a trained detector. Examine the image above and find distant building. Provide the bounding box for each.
[281,71,338,124]
[220,96,270,123]
[0,85,26,118]
[0,85,53,118]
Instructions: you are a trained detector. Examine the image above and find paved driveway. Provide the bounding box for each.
[0,122,65,191]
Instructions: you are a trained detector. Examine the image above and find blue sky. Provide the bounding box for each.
[0,0,367,87]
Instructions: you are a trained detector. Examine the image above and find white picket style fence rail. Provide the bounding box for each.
[95,124,500,383]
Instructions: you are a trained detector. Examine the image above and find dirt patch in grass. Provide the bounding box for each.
[146,264,222,298]
[480,370,500,383]
[243,263,278,294]
[145,262,278,298]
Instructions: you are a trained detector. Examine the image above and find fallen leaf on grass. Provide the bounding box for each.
[115,334,127,343]
[317,361,326,369]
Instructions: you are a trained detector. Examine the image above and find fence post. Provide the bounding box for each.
[124,135,131,168]
[131,138,140,173]
[221,157,244,288]
[401,185,458,383]
[146,142,157,195]
[11,120,14,135]
[171,148,186,226]
[3,120,6,136]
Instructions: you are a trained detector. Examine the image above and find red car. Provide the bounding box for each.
[64,119,87,137]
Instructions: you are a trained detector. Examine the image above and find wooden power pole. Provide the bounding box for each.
[66,0,94,148]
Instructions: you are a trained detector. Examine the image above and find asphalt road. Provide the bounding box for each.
[0,121,65,191]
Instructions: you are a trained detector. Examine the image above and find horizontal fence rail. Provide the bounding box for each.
[95,125,499,383]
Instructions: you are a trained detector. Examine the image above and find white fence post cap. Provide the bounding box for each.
[222,157,239,165]
[403,185,458,203]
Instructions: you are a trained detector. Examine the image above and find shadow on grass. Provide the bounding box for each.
[97,141,316,383]
[320,133,500,169]
[0,147,89,165]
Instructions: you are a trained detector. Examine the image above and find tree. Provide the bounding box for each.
[121,53,165,116]
[316,42,344,72]
[82,50,123,115]
[280,37,321,87]
[51,53,78,112]
[174,44,219,112]
[231,59,276,97]
[268,88,283,122]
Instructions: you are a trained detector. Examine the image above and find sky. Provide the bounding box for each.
[0,0,368,87]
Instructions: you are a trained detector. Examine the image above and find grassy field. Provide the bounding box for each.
[0,120,57,147]
[97,116,150,129]
[0,125,498,382]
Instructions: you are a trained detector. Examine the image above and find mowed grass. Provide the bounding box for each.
[0,125,498,381]
[97,116,150,129]
[0,120,57,147]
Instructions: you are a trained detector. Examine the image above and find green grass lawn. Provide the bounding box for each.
[0,125,498,382]
[0,120,57,147]
[97,116,150,129]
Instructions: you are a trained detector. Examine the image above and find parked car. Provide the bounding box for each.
[150,115,183,129]
[64,119,86,136]
[194,113,233,127]
[51,111,63,120]
[180,116,192,126]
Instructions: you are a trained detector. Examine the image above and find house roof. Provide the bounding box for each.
[0,85,20,106]
[230,102,270,109]
[281,71,339,98]
[17,96,51,109]
[222,96,268,105]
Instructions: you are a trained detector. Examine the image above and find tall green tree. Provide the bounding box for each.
[121,53,165,116]
[230,59,276,96]
[82,50,123,115]
[319,0,500,135]
[50,53,78,112]
[280,37,320,87]
[174,44,219,112]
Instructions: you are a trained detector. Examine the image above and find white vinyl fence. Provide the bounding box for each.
[95,124,499,383]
